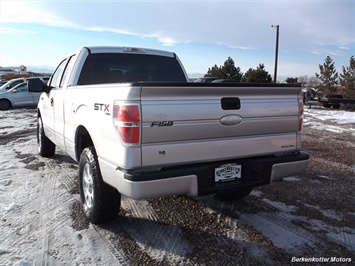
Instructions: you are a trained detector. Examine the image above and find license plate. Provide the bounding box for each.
[215,163,241,182]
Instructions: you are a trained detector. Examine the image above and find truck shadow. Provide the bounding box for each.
[94,195,284,265]
[98,213,278,265]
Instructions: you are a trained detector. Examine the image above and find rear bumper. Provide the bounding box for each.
[101,151,309,199]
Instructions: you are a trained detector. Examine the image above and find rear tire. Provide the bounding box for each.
[37,117,55,157]
[216,189,253,202]
[79,146,121,224]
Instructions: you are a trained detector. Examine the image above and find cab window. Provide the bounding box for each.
[14,84,27,92]
[10,80,24,89]
[49,58,68,88]
[60,55,75,87]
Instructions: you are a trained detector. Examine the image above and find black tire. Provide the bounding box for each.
[0,99,11,110]
[323,103,331,108]
[332,104,341,109]
[79,147,121,224]
[37,117,55,157]
[216,189,253,202]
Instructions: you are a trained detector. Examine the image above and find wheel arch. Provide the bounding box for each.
[75,125,94,162]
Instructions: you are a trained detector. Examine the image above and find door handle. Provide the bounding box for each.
[50,98,54,106]
[221,97,241,110]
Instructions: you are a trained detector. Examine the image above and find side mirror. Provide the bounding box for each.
[27,78,49,93]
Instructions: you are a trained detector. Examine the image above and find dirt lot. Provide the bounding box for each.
[0,108,354,265]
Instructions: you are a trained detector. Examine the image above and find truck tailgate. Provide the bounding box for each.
[140,83,302,167]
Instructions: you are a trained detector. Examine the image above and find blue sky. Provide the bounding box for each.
[1,0,354,80]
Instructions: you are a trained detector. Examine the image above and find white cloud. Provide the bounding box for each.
[86,26,135,36]
[0,27,34,35]
[311,47,348,57]
[1,1,79,29]
[2,1,353,51]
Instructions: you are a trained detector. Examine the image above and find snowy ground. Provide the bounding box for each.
[304,108,355,135]
[0,109,120,265]
[0,106,354,265]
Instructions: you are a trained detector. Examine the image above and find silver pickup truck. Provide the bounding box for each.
[28,46,309,224]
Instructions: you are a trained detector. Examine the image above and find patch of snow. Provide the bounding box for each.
[317,175,335,180]
[261,199,298,213]
[283,176,302,182]
[304,108,355,136]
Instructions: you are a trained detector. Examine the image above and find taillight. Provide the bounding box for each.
[113,102,140,145]
[298,101,304,132]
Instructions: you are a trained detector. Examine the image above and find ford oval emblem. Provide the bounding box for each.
[220,114,243,126]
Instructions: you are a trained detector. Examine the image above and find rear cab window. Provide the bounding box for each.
[77,53,187,85]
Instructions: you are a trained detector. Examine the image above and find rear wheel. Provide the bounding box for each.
[37,117,55,157]
[216,189,253,202]
[79,146,121,224]
[0,99,11,110]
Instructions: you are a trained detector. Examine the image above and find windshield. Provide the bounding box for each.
[0,79,24,91]
[0,80,14,90]
[78,53,187,85]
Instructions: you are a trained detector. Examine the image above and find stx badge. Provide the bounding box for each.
[94,103,110,112]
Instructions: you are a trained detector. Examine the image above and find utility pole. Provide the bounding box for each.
[271,25,279,83]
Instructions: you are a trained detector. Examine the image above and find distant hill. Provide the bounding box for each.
[2,65,54,75]
[188,73,205,78]
[26,66,55,74]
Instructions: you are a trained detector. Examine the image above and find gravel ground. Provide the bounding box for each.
[69,121,355,265]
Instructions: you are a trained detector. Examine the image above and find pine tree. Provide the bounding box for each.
[221,57,243,81]
[205,64,223,78]
[339,56,355,98]
[205,57,243,81]
[242,64,272,83]
[286,77,298,84]
[315,56,338,93]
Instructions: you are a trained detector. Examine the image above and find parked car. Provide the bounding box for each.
[0,82,41,110]
[193,77,220,83]
[0,76,50,93]
[0,80,8,86]
[212,79,240,83]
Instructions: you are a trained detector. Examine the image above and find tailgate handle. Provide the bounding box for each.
[221,97,240,110]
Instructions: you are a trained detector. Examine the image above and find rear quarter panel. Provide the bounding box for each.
[63,84,142,169]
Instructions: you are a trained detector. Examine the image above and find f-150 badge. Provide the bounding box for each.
[150,121,174,127]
